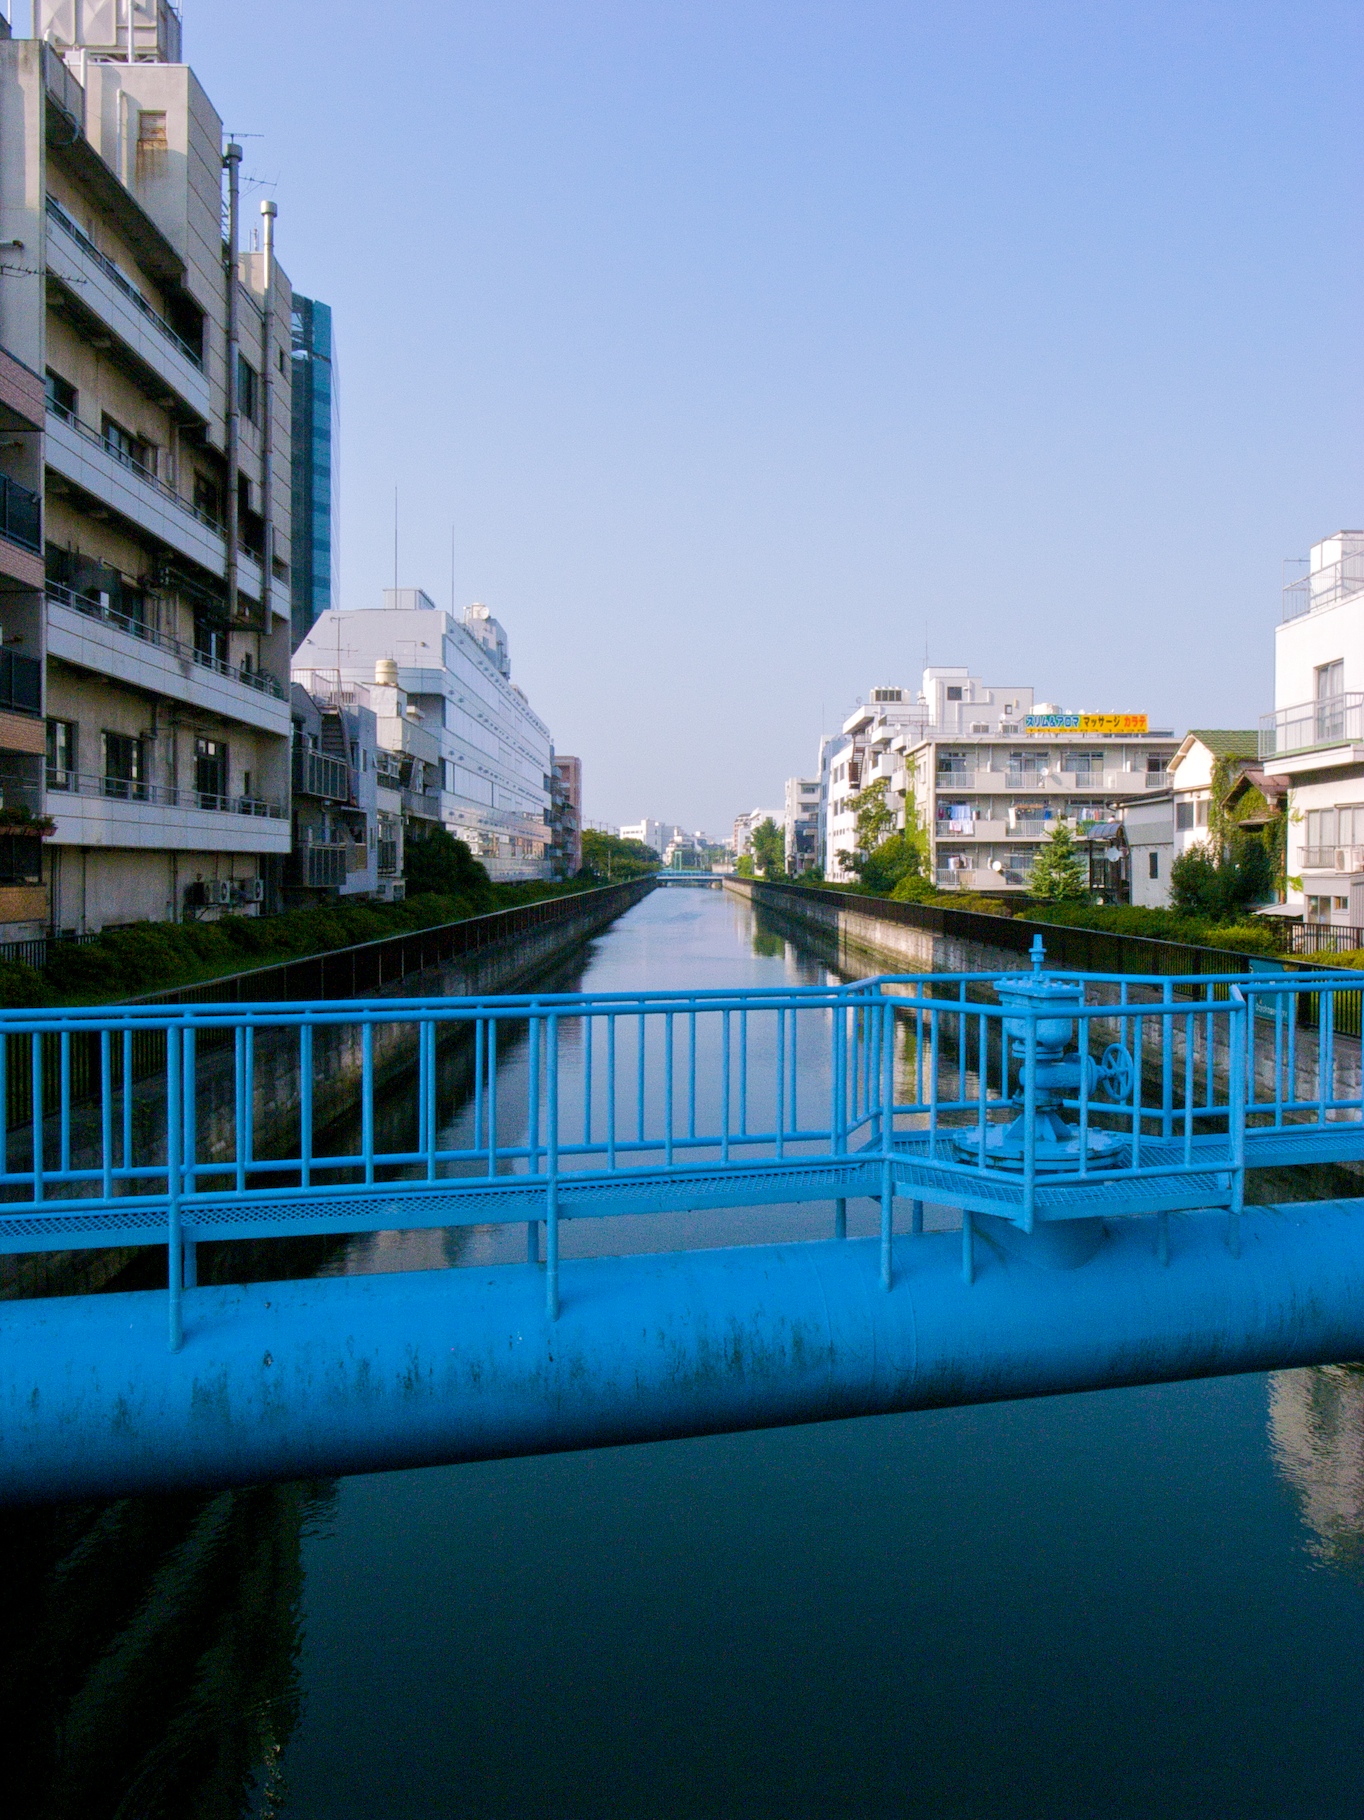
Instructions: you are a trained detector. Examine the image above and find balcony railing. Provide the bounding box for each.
[0,472,40,554]
[46,398,226,536]
[1259,693,1364,760]
[1283,550,1364,621]
[377,839,399,876]
[48,582,284,699]
[0,647,41,717]
[45,196,204,370]
[291,747,351,801]
[44,768,284,817]
[295,844,347,889]
[1302,845,1364,873]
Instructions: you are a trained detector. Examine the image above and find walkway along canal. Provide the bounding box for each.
[6,884,1364,1817]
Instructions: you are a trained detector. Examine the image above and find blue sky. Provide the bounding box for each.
[43,3,1364,832]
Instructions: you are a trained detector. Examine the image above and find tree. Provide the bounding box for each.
[580,830,660,882]
[403,828,494,909]
[837,776,927,895]
[1028,822,1090,902]
[749,817,785,880]
[1170,831,1274,921]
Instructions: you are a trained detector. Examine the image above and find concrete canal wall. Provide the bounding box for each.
[2,879,655,1300]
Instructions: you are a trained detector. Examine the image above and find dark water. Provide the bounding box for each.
[7,888,1364,1818]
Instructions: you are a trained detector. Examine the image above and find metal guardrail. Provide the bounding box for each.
[0,934,1359,1353]
[1260,693,1364,761]
[1282,551,1364,621]
[48,582,284,698]
[45,398,226,536]
[45,767,283,817]
[45,196,203,370]
[1291,923,1364,955]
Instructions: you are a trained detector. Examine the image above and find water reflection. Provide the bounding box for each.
[1270,1365,1364,1574]
[0,1478,334,1818]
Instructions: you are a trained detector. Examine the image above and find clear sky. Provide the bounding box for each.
[43,3,1364,834]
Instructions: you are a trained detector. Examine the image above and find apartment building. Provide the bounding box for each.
[294,591,555,880]
[1260,530,1364,927]
[0,10,296,933]
[819,668,1177,893]
[782,775,819,874]
[733,806,784,858]
[549,754,582,876]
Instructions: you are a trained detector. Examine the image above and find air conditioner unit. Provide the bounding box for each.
[215,880,233,905]
[245,877,265,903]
[1337,849,1348,873]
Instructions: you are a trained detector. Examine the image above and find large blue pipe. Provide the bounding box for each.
[5,1200,1364,1505]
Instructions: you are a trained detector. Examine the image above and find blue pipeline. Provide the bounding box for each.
[5,1199,1364,1504]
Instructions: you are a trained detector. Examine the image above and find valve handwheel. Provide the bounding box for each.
[1098,1043,1134,1103]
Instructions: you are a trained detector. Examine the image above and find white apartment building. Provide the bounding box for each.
[0,12,297,932]
[733,806,784,858]
[820,668,1177,892]
[1261,530,1364,927]
[294,591,554,881]
[783,775,820,874]
[620,819,681,856]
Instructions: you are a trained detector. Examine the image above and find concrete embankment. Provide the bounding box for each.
[2,878,655,1301]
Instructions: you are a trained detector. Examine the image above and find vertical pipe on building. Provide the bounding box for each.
[223,143,243,632]
[259,200,276,643]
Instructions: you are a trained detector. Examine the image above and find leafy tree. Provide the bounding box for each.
[580,830,659,881]
[1028,822,1090,902]
[1170,830,1274,921]
[735,853,755,877]
[403,828,494,909]
[749,817,786,880]
[836,777,927,894]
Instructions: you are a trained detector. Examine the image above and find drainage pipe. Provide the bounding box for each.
[3,1201,1364,1505]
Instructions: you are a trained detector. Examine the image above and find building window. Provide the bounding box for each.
[102,731,146,801]
[102,415,155,478]
[1146,753,1166,780]
[45,368,76,419]
[946,686,964,701]
[1196,799,1209,827]
[194,471,222,523]
[1149,851,1160,879]
[1316,660,1344,700]
[237,355,259,426]
[194,610,229,671]
[1335,897,1350,912]
[195,736,227,808]
[46,718,76,789]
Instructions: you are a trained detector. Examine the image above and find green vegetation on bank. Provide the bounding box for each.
[580,829,660,881]
[0,831,608,1008]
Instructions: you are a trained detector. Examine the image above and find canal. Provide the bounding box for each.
[6,884,1364,1817]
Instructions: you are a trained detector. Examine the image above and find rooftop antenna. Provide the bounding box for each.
[393,486,398,592]
[451,523,455,616]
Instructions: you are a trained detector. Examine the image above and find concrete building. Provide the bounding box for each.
[619,818,671,856]
[733,807,784,859]
[0,10,296,932]
[1261,531,1364,928]
[549,753,582,876]
[287,669,377,901]
[783,775,820,874]
[289,294,338,652]
[818,669,1177,894]
[294,591,554,880]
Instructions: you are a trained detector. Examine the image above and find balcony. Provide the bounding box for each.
[295,844,347,889]
[1282,551,1364,622]
[46,584,288,736]
[1259,694,1364,763]
[292,747,351,801]
[1302,845,1364,874]
[0,473,40,555]
[377,838,399,877]
[46,769,288,855]
[44,197,209,421]
[45,400,227,578]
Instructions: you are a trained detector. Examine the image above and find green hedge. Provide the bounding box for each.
[1011,902,1283,956]
[0,878,592,1008]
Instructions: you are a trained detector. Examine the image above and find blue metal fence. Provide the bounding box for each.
[1,941,1362,1350]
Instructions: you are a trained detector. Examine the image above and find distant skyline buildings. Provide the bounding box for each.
[289,294,339,651]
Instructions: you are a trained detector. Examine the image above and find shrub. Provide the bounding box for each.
[0,959,43,1007]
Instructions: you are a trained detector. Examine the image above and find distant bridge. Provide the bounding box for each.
[652,869,723,885]
[3,940,1364,1502]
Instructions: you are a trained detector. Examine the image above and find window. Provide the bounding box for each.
[946,686,964,701]
[194,736,227,807]
[1196,799,1209,827]
[1336,897,1350,912]
[194,610,228,670]
[137,110,168,151]
[1316,661,1346,742]
[1146,753,1166,779]
[193,471,222,523]
[101,415,154,477]
[237,355,259,425]
[102,731,145,801]
[1316,660,1344,700]
[1149,851,1160,879]
[46,718,76,789]
[45,368,76,419]
[1176,801,1194,830]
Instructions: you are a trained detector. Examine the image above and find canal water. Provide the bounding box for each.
[7,885,1364,1818]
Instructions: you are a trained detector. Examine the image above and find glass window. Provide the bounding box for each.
[1148,851,1159,879]
[46,718,75,789]
[45,368,76,418]
[1316,660,1344,700]
[194,736,227,808]
[102,731,145,800]
[1195,799,1209,827]
[237,356,259,426]
[1176,802,1194,830]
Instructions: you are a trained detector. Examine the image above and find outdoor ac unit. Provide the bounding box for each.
[215,880,233,906]
[245,878,265,903]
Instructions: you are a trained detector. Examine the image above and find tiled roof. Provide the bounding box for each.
[1186,730,1260,759]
